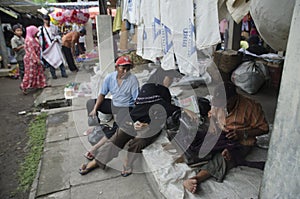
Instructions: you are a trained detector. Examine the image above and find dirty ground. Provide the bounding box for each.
[0,77,35,199]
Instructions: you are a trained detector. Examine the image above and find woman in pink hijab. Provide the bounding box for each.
[20,25,47,94]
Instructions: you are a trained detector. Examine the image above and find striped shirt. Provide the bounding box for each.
[225,95,269,145]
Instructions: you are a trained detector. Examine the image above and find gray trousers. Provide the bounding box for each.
[95,127,161,169]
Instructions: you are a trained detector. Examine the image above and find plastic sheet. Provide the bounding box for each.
[143,133,268,199]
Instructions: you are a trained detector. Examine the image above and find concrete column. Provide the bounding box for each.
[96,15,115,73]
[85,18,94,53]
[227,17,241,50]
[0,17,9,68]
[259,1,300,198]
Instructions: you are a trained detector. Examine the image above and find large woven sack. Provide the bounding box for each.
[213,50,243,73]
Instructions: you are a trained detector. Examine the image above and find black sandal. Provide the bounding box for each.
[121,166,132,177]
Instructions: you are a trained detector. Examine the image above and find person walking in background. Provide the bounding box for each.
[11,24,25,80]
[61,28,86,72]
[20,26,47,95]
[39,14,68,79]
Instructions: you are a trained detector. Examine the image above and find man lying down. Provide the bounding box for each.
[183,82,269,194]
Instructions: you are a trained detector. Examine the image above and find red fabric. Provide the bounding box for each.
[21,26,47,90]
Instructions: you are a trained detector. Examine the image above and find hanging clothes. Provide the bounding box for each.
[195,0,221,50]
[113,6,122,32]
[122,0,141,25]
[136,0,163,62]
[160,0,198,76]
[159,0,175,71]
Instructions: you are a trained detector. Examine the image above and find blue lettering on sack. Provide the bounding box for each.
[143,29,147,40]
[188,18,196,56]
[183,18,196,57]
[182,28,188,47]
[153,17,161,42]
[162,23,173,54]
[128,0,133,12]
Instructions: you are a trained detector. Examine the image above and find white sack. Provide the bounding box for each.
[122,0,141,25]
[160,0,176,71]
[194,0,221,50]
[42,41,66,68]
[226,0,250,24]
[160,0,198,76]
[250,0,295,51]
[136,0,163,62]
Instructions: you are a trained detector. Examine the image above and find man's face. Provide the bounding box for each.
[14,28,23,37]
[43,19,50,25]
[116,65,131,79]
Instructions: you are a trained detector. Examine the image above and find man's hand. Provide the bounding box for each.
[183,109,198,122]
[224,129,243,140]
[89,109,97,118]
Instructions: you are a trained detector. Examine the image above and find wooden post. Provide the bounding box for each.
[0,16,9,68]
[119,20,128,51]
[227,17,241,50]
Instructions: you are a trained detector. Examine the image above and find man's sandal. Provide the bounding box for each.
[121,166,132,177]
[79,163,99,175]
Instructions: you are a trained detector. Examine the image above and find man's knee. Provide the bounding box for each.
[86,99,96,114]
[128,138,148,153]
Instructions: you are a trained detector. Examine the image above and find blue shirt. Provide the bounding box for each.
[100,71,139,107]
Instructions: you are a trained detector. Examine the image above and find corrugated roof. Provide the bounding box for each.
[0,0,41,15]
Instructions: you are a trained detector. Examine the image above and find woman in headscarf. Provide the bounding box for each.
[20,25,47,94]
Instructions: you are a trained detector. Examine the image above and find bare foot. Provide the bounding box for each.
[183,178,197,193]
[221,148,231,161]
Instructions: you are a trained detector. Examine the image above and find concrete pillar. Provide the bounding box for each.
[119,20,128,51]
[131,26,138,44]
[96,15,115,73]
[227,17,241,50]
[85,18,94,53]
[259,1,300,198]
[0,17,9,68]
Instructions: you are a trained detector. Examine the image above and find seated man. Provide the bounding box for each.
[147,66,182,87]
[84,56,139,160]
[247,35,268,55]
[183,82,269,193]
[79,83,198,175]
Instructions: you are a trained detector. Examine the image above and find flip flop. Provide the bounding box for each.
[79,163,98,175]
[22,89,28,95]
[121,166,132,177]
[84,151,94,160]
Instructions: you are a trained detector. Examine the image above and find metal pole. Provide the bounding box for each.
[98,0,107,15]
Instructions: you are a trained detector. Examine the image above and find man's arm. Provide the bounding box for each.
[89,94,105,117]
[12,45,24,52]
[77,40,84,54]
[225,128,269,140]
[71,33,80,55]
[11,38,24,52]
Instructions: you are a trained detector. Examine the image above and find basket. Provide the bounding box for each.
[213,50,243,73]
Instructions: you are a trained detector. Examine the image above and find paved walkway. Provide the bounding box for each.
[29,64,278,199]
[29,67,162,199]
